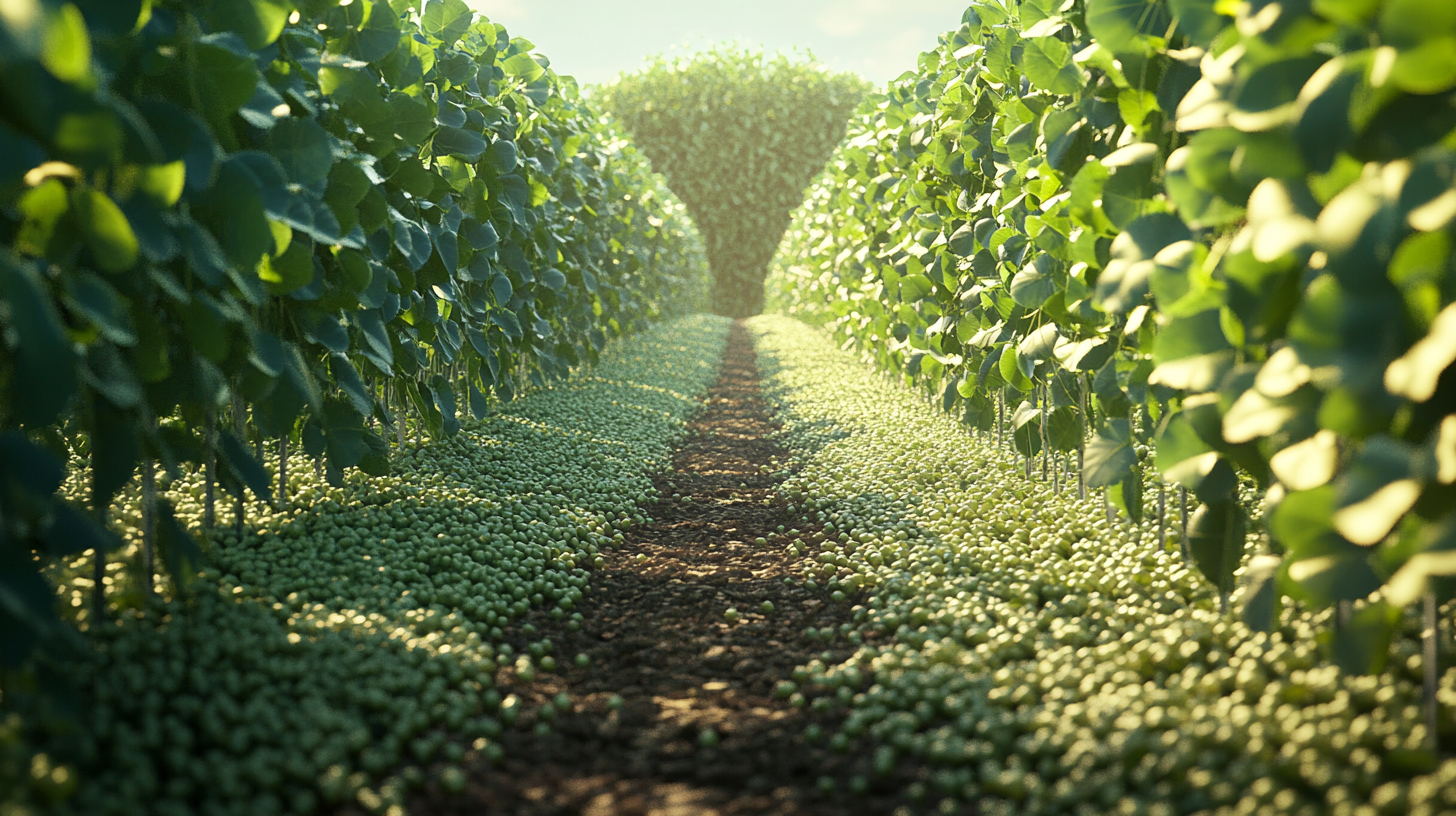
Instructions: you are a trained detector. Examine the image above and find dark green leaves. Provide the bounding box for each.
[433,126,488,160]
[1086,0,1174,53]
[0,253,77,426]
[270,118,335,187]
[1188,501,1246,594]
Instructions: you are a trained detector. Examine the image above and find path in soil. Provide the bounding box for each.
[411,322,910,815]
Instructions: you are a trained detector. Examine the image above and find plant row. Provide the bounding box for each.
[6,315,730,815]
[750,314,1456,816]
[0,0,710,669]
[600,47,867,316]
[768,0,1456,702]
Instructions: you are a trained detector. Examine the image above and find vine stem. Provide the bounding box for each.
[1078,374,1088,502]
[204,404,216,530]
[1179,486,1190,564]
[278,433,289,512]
[141,455,156,597]
[1424,592,1439,752]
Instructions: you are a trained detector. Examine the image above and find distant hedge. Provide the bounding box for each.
[601,47,867,317]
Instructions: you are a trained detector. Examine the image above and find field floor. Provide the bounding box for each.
[403,323,907,815]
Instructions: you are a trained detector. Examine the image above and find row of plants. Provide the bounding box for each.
[0,0,709,676]
[6,315,730,815]
[600,47,867,316]
[768,0,1455,720]
[751,314,1456,816]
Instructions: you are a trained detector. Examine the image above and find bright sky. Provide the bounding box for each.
[465,0,969,88]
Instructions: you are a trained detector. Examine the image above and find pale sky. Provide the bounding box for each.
[465,0,969,88]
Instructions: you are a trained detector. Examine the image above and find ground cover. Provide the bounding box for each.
[748,315,1456,816]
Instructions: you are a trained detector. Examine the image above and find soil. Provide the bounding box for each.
[406,322,915,815]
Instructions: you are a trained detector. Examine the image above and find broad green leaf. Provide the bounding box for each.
[258,236,316,295]
[1385,301,1456,402]
[1332,478,1422,545]
[42,3,92,85]
[1156,410,1219,488]
[1086,0,1174,53]
[433,126,488,160]
[1270,430,1339,490]
[1097,214,1191,314]
[0,253,77,426]
[1010,254,1060,308]
[1386,548,1456,607]
[1331,600,1398,675]
[202,0,290,50]
[1023,36,1082,96]
[270,118,335,187]
[1187,500,1246,594]
[420,0,472,46]
[1085,418,1137,487]
[70,187,138,272]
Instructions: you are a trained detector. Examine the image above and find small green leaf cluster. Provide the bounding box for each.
[750,315,1456,816]
[769,0,1456,664]
[0,1,707,676]
[600,46,868,317]
[18,316,728,815]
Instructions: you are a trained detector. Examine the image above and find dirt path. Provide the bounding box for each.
[411,322,907,815]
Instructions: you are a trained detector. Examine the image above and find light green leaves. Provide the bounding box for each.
[1084,418,1137,487]
[42,3,92,85]
[1385,302,1456,402]
[70,186,137,272]
[1023,36,1083,96]
[420,0,472,46]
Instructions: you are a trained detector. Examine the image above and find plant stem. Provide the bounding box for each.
[1425,592,1439,752]
[142,455,156,597]
[204,405,216,530]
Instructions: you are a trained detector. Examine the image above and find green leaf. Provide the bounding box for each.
[491,273,513,304]
[202,0,291,50]
[999,344,1035,391]
[433,126,488,160]
[1023,36,1083,96]
[1385,301,1456,402]
[1086,0,1174,53]
[0,253,77,426]
[1085,418,1137,487]
[43,3,93,85]
[258,234,316,295]
[1156,410,1219,488]
[420,0,472,46]
[70,186,138,272]
[1187,500,1246,594]
[270,117,335,187]
[1096,213,1191,314]
[192,34,263,125]
[502,51,545,83]
[1010,254,1060,308]
[64,270,134,345]
[1331,600,1398,675]
[1109,470,1144,523]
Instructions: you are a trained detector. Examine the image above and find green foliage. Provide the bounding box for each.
[0,0,709,673]
[769,0,1456,668]
[600,47,867,317]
